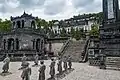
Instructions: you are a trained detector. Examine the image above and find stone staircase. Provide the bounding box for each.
[105,57,120,70]
[62,40,86,62]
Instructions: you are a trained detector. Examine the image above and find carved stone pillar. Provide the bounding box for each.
[15,39,19,50]
[49,42,52,52]
[3,39,6,50]
[12,40,14,50]
[20,21,22,28]
[32,39,36,50]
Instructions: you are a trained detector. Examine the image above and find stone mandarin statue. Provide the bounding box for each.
[68,55,72,69]
[21,62,31,80]
[21,54,27,69]
[2,54,10,73]
[34,53,39,65]
[63,56,68,71]
[38,61,46,80]
[49,58,56,78]
[57,57,62,74]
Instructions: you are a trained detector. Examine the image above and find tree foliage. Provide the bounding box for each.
[0,19,11,32]
[89,24,99,37]
[60,28,67,37]
[0,12,102,39]
[74,28,81,40]
[70,27,75,38]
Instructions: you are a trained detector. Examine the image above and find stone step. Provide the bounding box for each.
[106,67,120,70]
[64,51,82,53]
[62,40,86,62]
[105,57,120,69]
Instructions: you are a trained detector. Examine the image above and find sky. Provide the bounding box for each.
[0,0,119,21]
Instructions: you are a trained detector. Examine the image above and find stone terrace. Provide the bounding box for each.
[0,60,120,80]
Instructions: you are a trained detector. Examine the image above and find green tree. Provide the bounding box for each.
[48,21,54,29]
[70,27,75,38]
[74,28,81,40]
[35,17,42,29]
[60,28,67,37]
[50,29,55,38]
[80,28,86,38]
[0,19,11,32]
[89,24,99,37]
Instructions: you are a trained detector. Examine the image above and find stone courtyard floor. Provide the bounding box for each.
[0,60,120,80]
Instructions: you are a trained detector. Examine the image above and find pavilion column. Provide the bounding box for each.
[20,21,22,28]
[40,40,41,51]
[3,39,6,50]
[15,39,19,50]
[49,42,52,53]
[12,40,14,50]
[14,22,17,28]
[41,40,44,51]
[38,40,40,51]
[32,39,35,50]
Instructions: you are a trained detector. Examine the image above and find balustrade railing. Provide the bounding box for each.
[82,37,90,62]
[58,39,70,56]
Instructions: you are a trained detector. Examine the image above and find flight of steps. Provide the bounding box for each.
[105,57,120,70]
[62,40,86,62]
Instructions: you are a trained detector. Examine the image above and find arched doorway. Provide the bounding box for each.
[36,39,40,52]
[16,38,19,50]
[32,39,35,49]
[3,39,6,50]
[13,22,15,28]
[31,21,35,28]
[41,40,44,50]
[17,21,21,28]
[22,20,24,28]
[7,38,14,50]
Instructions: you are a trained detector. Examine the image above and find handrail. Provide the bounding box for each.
[58,39,70,56]
[82,37,90,62]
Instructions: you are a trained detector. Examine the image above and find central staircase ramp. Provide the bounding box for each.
[61,40,86,62]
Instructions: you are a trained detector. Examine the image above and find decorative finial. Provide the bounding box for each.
[23,10,26,14]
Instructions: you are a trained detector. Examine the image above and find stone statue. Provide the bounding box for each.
[21,62,31,80]
[57,57,62,74]
[21,54,27,69]
[34,53,39,65]
[68,55,72,69]
[2,54,10,73]
[49,58,55,78]
[63,56,68,71]
[99,54,106,69]
[38,61,46,80]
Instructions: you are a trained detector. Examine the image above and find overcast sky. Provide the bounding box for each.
[0,0,119,21]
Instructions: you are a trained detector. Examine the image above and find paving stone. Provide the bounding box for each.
[0,61,120,80]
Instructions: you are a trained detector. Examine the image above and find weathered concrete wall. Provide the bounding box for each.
[46,43,63,56]
[1,33,44,50]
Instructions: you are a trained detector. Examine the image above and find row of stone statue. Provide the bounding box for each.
[2,54,72,80]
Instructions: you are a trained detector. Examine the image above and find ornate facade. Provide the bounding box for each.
[0,12,47,60]
[100,0,120,56]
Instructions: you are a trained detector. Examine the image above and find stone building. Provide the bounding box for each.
[0,12,47,60]
[100,0,120,56]
[52,16,96,34]
[87,0,120,66]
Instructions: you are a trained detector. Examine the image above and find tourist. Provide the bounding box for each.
[2,54,10,73]
[21,62,31,80]
[49,58,55,78]
[38,61,46,80]
[57,57,62,74]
